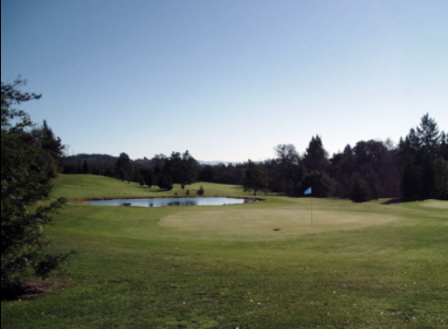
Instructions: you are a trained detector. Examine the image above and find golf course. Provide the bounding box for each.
[2,174,447,328]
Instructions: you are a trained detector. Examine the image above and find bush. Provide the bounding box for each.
[197,186,205,196]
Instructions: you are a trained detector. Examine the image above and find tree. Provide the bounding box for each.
[330,144,357,198]
[198,165,216,182]
[197,186,205,196]
[140,167,154,188]
[272,144,302,194]
[300,170,335,198]
[82,160,89,174]
[1,78,73,297]
[400,114,446,200]
[243,160,269,196]
[165,151,198,189]
[158,173,173,191]
[440,131,448,160]
[32,120,65,176]
[302,135,330,173]
[350,175,372,203]
[179,150,198,189]
[115,152,132,182]
[416,113,440,154]
[151,154,167,186]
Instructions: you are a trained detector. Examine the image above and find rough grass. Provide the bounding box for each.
[2,174,447,329]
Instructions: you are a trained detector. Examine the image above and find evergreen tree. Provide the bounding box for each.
[32,120,65,176]
[440,131,448,160]
[1,78,73,297]
[416,113,440,154]
[115,152,132,182]
[302,135,330,173]
[400,114,446,200]
[158,173,173,191]
[179,150,198,189]
[82,160,89,174]
[140,168,154,188]
[165,151,198,189]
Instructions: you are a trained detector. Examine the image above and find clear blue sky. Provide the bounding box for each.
[2,0,447,162]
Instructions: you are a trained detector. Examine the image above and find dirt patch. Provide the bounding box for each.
[2,281,62,301]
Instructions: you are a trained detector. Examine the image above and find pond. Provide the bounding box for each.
[88,197,258,208]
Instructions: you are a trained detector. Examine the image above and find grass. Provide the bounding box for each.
[53,174,258,199]
[2,174,447,328]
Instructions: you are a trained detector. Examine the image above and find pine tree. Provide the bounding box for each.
[1,78,74,297]
[400,114,446,200]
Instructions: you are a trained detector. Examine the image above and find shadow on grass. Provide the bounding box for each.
[1,281,58,301]
[382,198,415,205]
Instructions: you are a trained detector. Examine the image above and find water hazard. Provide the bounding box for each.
[88,197,258,208]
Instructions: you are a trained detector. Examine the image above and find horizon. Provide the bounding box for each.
[2,0,447,162]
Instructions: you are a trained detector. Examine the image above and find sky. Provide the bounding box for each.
[2,0,447,162]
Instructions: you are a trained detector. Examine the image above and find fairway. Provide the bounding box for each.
[2,175,447,329]
[160,208,398,235]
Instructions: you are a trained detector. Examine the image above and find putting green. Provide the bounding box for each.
[159,208,398,235]
[419,200,448,209]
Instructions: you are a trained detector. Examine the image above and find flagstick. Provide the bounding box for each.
[310,197,313,227]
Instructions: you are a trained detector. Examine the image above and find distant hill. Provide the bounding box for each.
[63,153,118,165]
[63,153,232,168]
[198,160,235,166]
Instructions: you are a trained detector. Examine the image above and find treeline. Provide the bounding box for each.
[64,151,200,191]
[63,113,447,202]
[242,113,447,201]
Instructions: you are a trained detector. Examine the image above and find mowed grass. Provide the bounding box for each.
[53,174,257,199]
[2,175,447,329]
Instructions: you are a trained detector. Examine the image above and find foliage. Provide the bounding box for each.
[140,167,153,188]
[300,170,336,198]
[115,152,132,182]
[269,144,303,194]
[157,173,173,191]
[164,151,199,189]
[1,78,73,296]
[350,175,372,202]
[302,135,330,172]
[243,160,269,196]
[31,120,65,176]
[82,160,89,174]
[400,113,447,200]
[60,113,444,201]
[196,185,205,195]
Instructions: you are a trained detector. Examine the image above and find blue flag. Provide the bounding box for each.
[304,187,312,195]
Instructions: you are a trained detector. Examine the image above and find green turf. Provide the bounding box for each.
[2,174,447,328]
[52,174,262,199]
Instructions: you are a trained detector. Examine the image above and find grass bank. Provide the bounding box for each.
[2,174,447,328]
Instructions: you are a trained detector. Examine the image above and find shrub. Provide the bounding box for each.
[197,186,205,196]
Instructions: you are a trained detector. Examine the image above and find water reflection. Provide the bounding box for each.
[89,197,258,208]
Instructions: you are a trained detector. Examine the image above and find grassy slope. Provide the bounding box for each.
[2,175,447,329]
[53,174,257,199]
